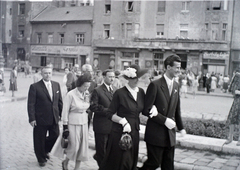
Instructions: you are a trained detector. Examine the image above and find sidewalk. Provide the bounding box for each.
[1,70,239,157]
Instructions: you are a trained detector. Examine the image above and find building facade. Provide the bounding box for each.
[92,0,233,76]
[30,6,93,69]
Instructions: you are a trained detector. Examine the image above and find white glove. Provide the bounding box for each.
[164,118,176,130]
[119,117,131,133]
[180,129,186,137]
[149,105,158,118]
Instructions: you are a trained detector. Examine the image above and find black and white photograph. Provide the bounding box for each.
[0,0,240,169]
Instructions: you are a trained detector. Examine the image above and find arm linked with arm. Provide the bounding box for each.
[143,82,167,125]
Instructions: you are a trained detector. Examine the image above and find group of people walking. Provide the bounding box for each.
[26,53,240,170]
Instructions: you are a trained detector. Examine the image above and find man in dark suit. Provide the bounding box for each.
[139,55,186,170]
[27,66,63,167]
[90,69,116,167]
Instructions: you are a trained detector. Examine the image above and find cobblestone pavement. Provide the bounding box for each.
[138,140,240,170]
[1,100,240,170]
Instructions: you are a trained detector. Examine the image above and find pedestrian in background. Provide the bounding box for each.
[9,65,18,97]
[192,75,199,99]
[181,74,188,98]
[33,68,41,83]
[53,73,92,170]
[90,69,116,168]
[62,67,69,97]
[27,66,63,167]
[66,64,79,92]
[94,70,104,86]
[100,64,147,170]
[225,69,240,146]
[222,75,230,93]
[211,74,217,92]
[112,70,123,89]
[205,73,211,93]
[139,54,186,170]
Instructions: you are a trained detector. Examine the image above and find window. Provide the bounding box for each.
[48,33,53,43]
[156,24,164,38]
[18,25,24,38]
[182,1,190,11]
[104,24,110,39]
[19,3,25,15]
[222,23,227,40]
[76,34,84,44]
[60,34,64,44]
[134,23,140,37]
[205,23,209,40]
[212,23,219,40]
[37,33,42,44]
[10,8,12,15]
[180,24,188,38]
[121,23,125,38]
[212,1,221,10]
[105,0,111,13]
[157,1,165,12]
[128,1,134,12]
[126,23,132,39]
[206,1,210,10]
[154,53,164,70]
[9,30,11,36]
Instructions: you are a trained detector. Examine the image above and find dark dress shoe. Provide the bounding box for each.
[39,162,46,167]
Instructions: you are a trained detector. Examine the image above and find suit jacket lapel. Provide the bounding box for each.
[102,84,113,101]
[51,81,56,102]
[160,77,170,103]
[167,82,179,117]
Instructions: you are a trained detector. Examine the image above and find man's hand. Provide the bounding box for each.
[164,118,176,129]
[119,117,131,133]
[30,120,37,127]
[149,105,158,118]
[180,129,186,137]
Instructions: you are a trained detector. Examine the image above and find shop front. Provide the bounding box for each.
[30,45,92,70]
[202,51,229,75]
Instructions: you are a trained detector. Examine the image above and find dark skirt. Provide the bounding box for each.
[9,81,17,91]
[226,95,240,125]
[99,129,139,170]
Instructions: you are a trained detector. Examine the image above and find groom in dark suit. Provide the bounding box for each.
[90,69,116,167]
[27,66,63,167]
[139,55,186,170]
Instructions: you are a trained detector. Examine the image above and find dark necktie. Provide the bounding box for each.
[109,86,113,94]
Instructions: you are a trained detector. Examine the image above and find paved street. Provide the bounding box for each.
[0,71,239,170]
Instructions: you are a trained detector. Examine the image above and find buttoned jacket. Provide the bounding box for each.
[27,80,63,126]
[143,77,184,147]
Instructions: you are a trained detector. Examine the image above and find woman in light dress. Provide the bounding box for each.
[211,74,217,92]
[52,73,92,170]
[9,66,18,97]
[181,75,188,98]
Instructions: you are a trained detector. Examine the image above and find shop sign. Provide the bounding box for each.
[31,45,90,55]
[203,52,229,59]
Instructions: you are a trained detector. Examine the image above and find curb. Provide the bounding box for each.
[139,125,240,155]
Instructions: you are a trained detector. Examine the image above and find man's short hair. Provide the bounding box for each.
[82,64,93,72]
[41,66,53,72]
[164,54,181,69]
[102,69,115,76]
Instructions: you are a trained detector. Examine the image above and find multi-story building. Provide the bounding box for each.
[93,0,234,75]
[229,0,240,76]
[30,3,93,69]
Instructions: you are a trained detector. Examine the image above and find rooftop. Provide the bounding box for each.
[31,6,93,22]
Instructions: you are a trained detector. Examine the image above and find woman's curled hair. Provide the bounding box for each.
[76,72,92,87]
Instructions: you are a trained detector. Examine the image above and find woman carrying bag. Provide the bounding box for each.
[52,73,92,170]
